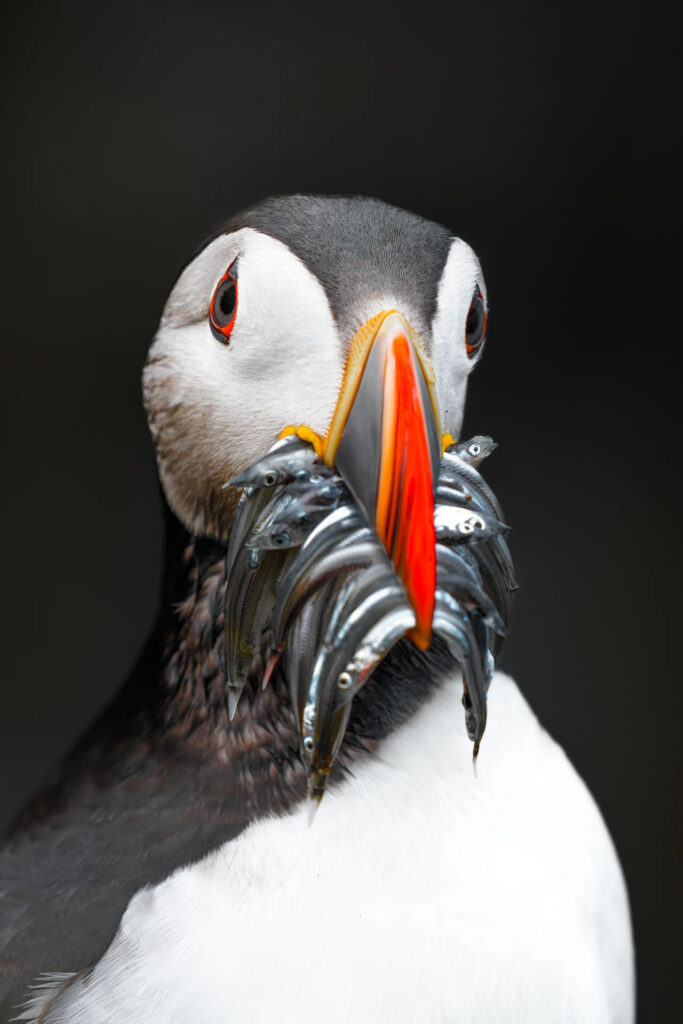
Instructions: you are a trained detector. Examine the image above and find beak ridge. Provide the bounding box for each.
[332,312,440,649]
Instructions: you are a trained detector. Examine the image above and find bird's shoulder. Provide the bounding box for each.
[0,735,247,1020]
[22,673,634,1024]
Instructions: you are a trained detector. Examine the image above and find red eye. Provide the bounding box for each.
[209,258,239,343]
[465,287,487,356]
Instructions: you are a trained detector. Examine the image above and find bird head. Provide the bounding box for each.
[144,195,487,542]
[143,195,502,802]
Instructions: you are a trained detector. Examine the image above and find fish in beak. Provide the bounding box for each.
[285,310,443,650]
[224,311,515,804]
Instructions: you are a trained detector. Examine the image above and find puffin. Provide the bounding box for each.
[0,195,634,1023]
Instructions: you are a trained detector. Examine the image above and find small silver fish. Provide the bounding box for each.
[441,447,504,521]
[223,428,514,800]
[274,538,379,647]
[334,604,416,707]
[454,435,498,466]
[281,476,349,517]
[226,436,329,489]
[246,512,325,550]
[436,565,507,636]
[435,482,488,514]
[433,589,487,753]
[434,504,509,542]
[299,572,406,803]
[270,508,370,641]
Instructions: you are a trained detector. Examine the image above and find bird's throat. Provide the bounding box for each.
[153,505,455,820]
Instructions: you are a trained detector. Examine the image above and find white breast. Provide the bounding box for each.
[23,673,634,1024]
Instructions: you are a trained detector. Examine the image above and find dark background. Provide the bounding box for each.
[1,0,679,1018]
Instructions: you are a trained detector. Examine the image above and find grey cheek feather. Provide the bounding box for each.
[223,433,516,802]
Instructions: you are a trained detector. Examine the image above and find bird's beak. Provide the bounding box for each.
[282,310,443,650]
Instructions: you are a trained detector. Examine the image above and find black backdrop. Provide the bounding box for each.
[1,1,679,1018]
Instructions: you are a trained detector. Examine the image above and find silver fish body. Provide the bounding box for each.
[433,589,487,752]
[270,508,370,643]
[224,430,516,790]
[441,447,504,521]
[454,434,498,466]
[299,577,408,800]
[334,605,417,707]
[227,435,330,490]
[434,504,509,543]
[247,510,329,550]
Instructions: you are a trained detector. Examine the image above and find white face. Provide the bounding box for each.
[143,227,487,538]
[431,238,488,438]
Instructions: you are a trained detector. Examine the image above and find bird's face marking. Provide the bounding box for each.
[144,229,343,537]
[143,202,488,539]
[431,238,488,440]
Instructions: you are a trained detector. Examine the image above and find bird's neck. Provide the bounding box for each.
[8,508,456,843]
[146,507,307,817]
[129,505,454,818]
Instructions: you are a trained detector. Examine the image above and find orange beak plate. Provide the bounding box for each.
[293,311,443,650]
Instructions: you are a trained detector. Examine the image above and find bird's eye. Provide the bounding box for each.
[469,443,481,456]
[209,259,239,343]
[465,287,487,356]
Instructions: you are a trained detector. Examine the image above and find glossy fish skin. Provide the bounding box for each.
[334,605,416,708]
[224,479,299,715]
[441,446,504,521]
[226,485,272,581]
[299,578,406,799]
[437,481,517,593]
[270,509,370,643]
[246,476,351,549]
[454,434,498,466]
[224,429,516,790]
[227,435,330,490]
[273,539,379,648]
[456,542,513,639]
[435,482,488,515]
[433,589,487,752]
[282,476,349,516]
[436,564,507,637]
[487,535,518,593]
[246,510,328,550]
[436,543,508,645]
[434,504,509,543]
[226,545,292,716]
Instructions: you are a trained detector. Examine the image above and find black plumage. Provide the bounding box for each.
[0,196,461,1015]
[0,504,456,1016]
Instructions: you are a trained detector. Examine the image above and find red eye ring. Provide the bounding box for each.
[209,258,239,343]
[465,287,487,356]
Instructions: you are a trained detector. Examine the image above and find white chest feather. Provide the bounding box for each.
[22,674,634,1024]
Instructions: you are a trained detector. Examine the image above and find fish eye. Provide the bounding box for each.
[209,258,239,343]
[337,671,352,690]
[272,532,289,547]
[263,470,278,486]
[465,287,487,356]
[469,443,481,456]
[303,736,314,752]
